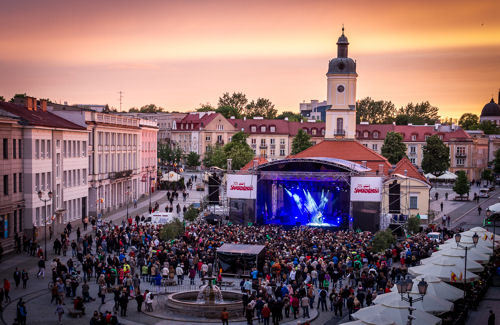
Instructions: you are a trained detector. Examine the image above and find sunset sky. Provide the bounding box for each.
[0,0,499,118]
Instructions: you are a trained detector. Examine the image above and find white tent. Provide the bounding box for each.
[420,254,484,273]
[161,171,181,182]
[461,230,499,242]
[352,303,442,325]
[434,245,491,261]
[444,237,493,248]
[425,171,457,180]
[487,203,500,214]
[373,292,453,315]
[342,315,395,325]
[408,263,480,283]
[390,275,463,302]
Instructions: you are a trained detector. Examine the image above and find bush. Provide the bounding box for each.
[158,218,184,241]
[371,229,396,253]
[407,216,421,234]
[184,206,200,222]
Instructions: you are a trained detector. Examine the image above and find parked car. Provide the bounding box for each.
[479,188,490,198]
[196,183,205,191]
[427,232,442,242]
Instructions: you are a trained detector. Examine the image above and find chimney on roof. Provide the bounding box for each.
[284,117,288,121]
[404,169,408,176]
[379,164,384,175]
[25,96,35,111]
[40,99,48,112]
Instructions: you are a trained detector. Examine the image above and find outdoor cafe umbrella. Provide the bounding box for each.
[420,254,484,273]
[373,292,453,315]
[431,244,491,264]
[352,302,442,325]
[437,243,493,258]
[390,275,463,302]
[408,263,480,283]
[342,314,395,325]
[461,230,499,242]
[444,237,493,248]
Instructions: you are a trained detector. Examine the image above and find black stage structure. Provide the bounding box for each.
[228,157,382,232]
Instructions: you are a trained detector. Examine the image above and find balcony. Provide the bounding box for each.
[216,140,225,146]
[334,129,346,136]
[455,153,467,158]
[259,144,267,149]
[409,151,417,156]
[270,144,275,149]
[109,169,133,180]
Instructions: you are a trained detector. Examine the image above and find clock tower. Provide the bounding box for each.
[325,27,358,139]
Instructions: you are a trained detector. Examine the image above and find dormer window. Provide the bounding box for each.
[373,131,379,139]
[270,126,276,133]
[261,126,266,132]
[411,134,417,141]
[321,129,325,136]
[312,128,317,135]
[251,126,257,132]
[363,131,369,138]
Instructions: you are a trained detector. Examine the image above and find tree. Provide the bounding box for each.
[397,101,440,125]
[245,98,277,119]
[218,92,248,117]
[158,143,174,163]
[173,147,183,164]
[371,229,396,253]
[481,169,494,185]
[216,105,242,119]
[186,152,201,168]
[183,206,200,223]
[128,107,139,112]
[356,97,396,124]
[381,132,407,164]
[422,135,450,177]
[139,104,164,113]
[458,113,479,130]
[0,96,5,102]
[158,218,184,241]
[203,145,227,168]
[9,93,26,103]
[453,170,470,197]
[407,216,421,234]
[479,120,499,135]
[291,129,313,155]
[277,111,304,122]
[223,132,254,170]
[494,149,500,174]
[196,103,215,112]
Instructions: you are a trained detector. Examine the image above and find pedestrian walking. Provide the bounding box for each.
[13,268,21,288]
[440,201,443,212]
[488,310,495,325]
[3,279,11,303]
[478,206,482,216]
[55,302,64,325]
[220,307,229,325]
[21,270,28,289]
[135,291,144,312]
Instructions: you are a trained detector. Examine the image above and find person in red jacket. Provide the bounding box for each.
[261,304,271,325]
[3,279,11,303]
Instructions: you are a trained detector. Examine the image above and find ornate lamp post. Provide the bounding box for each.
[396,278,428,325]
[126,185,131,220]
[455,232,479,301]
[37,190,53,261]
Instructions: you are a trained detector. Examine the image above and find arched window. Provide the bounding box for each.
[336,118,344,135]
[363,131,369,138]
[373,131,379,139]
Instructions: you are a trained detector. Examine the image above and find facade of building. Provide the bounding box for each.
[0,98,89,240]
[171,112,237,157]
[121,112,186,143]
[50,108,142,217]
[299,100,328,121]
[465,130,490,181]
[0,115,24,252]
[139,119,159,197]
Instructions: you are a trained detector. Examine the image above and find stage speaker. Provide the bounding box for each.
[389,180,400,214]
[208,174,220,205]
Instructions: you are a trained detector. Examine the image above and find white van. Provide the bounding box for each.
[427,232,442,242]
[479,188,490,198]
[140,212,177,226]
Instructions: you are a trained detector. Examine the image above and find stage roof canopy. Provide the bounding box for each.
[257,157,370,173]
[217,244,266,255]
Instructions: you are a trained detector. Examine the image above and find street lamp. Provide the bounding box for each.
[126,185,130,220]
[455,232,479,301]
[37,190,53,261]
[396,278,428,325]
[486,209,496,258]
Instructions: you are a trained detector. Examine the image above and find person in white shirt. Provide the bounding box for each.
[176,264,184,285]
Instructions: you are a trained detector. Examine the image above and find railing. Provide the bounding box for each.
[334,129,346,136]
[455,153,467,158]
[109,169,133,179]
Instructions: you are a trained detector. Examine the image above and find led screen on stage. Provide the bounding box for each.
[257,179,350,228]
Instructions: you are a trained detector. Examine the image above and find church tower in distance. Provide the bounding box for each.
[324,27,358,140]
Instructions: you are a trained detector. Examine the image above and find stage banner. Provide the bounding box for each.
[227,174,257,199]
[350,177,383,202]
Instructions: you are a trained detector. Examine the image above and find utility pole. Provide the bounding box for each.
[118,91,123,111]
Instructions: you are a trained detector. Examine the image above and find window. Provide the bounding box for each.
[56,153,61,177]
[63,140,67,158]
[13,173,16,193]
[18,139,21,158]
[41,140,45,158]
[251,126,256,132]
[372,144,378,151]
[3,175,8,195]
[373,131,379,139]
[312,129,317,135]
[280,149,285,156]
[410,157,416,164]
[68,140,72,157]
[2,139,7,159]
[217,135,223,143]
[410,196,418,209]
[336,119,344,133]
[260,126,266,132]
[18,173,22,192]
[251,138,256,144]
[270,126,276,133]
[410,146,416,154]
[47,140,51,158]
[363,131,368,138]
[205,136,211,142]
[280,138,285,145]
[321,129,325,136]
[56,140,60,148]
[425,135,430,141]
[411,135,417,141]
[217,124,224,131]
[13,139,16,158]
[456,158,465,166]
[270,149,275,156]
[260,139,266,146]
[270,138,275,145]
[456,147,466,156]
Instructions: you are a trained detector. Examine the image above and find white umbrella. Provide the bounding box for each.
[373,292,453,315]
[352,303,442,325]
[390,275,463,302]
[444,237,493,248]
[433,246,491,262]
[342,314,395,325]
[487,203,500,214]
[437,243,493,257]
[408,263,480,283]
[420,255,484,272]
[461,230,499,242]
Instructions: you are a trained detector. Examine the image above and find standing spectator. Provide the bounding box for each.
[119,292,128,316]
[145,290,153,312]
[245,303,254,325]
[440,201,443,212]
[135,291,144,312]
[37,257,45,278]
[301,295,310,318]
[3,279,11,303]
[347,294,355,320]
[488,310,495,325]
[478,206,482,216]
[262,303,271,325]
[55,302,64,325]
[21,270,29,289]
[176,264,184,285]
[13,268,21,288]
[220,307,229,325]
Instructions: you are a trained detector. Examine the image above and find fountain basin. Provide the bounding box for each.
[166,290,243,319]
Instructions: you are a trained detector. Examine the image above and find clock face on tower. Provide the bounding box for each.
[337,85,345,93]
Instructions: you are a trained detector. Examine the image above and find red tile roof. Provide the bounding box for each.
[356,124,471,142]
[291,139,392,174]
[0,102,86,130]
[229,118,325,137]
[176,112,220,131]
[391,157,429,184]
[240,157,268,171]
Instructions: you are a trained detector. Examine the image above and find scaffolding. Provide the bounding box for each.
[380,170,412,236]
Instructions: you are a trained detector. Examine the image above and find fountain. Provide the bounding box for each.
[164,276,243,319]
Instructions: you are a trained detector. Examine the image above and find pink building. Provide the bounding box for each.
[139,119,158,197]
